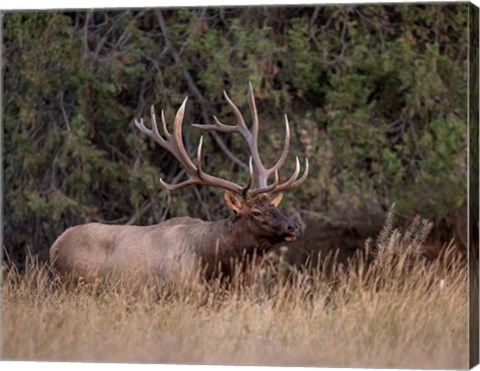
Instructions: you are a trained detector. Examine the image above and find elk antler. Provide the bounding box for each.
[192,83,309,195]
[134,84,308,197]
[134,98,252,195]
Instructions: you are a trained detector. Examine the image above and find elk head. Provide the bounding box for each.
[134,83,308,244]
[223,191,301,243]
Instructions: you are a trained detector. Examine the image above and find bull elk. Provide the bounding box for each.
[50,83,309,286]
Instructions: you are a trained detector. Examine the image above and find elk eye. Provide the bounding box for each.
[252,210,262,217]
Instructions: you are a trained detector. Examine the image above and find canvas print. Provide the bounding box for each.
[2,3,479,369]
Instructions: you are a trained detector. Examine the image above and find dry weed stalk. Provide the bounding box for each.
[374,204,434,270]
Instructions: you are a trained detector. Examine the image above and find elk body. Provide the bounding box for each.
[50,84,308,286]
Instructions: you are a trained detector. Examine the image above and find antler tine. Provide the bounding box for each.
[249,169,280,196]
[291,157,309,188]
[160,109,170,137]
[270,157,309,194]
[197,136,204,179]
[269,157,300,194]
[245,82,270,187]
[160,177,198,191]
[191,117,238,133]
[192,90,251,137]
[169,97,200,175]
[160,169,248,194]
[241,157,254,195]
[134,117,147,134]
[135,109,168,148]
[149,105,168,144]
[223,90,250,134]
[247,82,259,139]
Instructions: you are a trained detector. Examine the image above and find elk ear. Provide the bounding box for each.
[270,193,283,207]
[224,191,244,213]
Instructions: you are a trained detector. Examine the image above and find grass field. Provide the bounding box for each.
[1,216,469,368]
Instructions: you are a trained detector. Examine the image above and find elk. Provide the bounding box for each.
[49,84,308,286]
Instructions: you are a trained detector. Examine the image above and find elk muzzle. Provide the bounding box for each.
[283,221,300,242]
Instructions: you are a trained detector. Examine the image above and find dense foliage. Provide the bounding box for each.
[3,4,468,265]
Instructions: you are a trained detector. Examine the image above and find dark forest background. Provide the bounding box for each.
[2,4,468,267]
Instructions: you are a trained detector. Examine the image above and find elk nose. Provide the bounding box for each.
[287,222,300,234]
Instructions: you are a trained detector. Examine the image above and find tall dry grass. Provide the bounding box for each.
[2,213,468,368]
